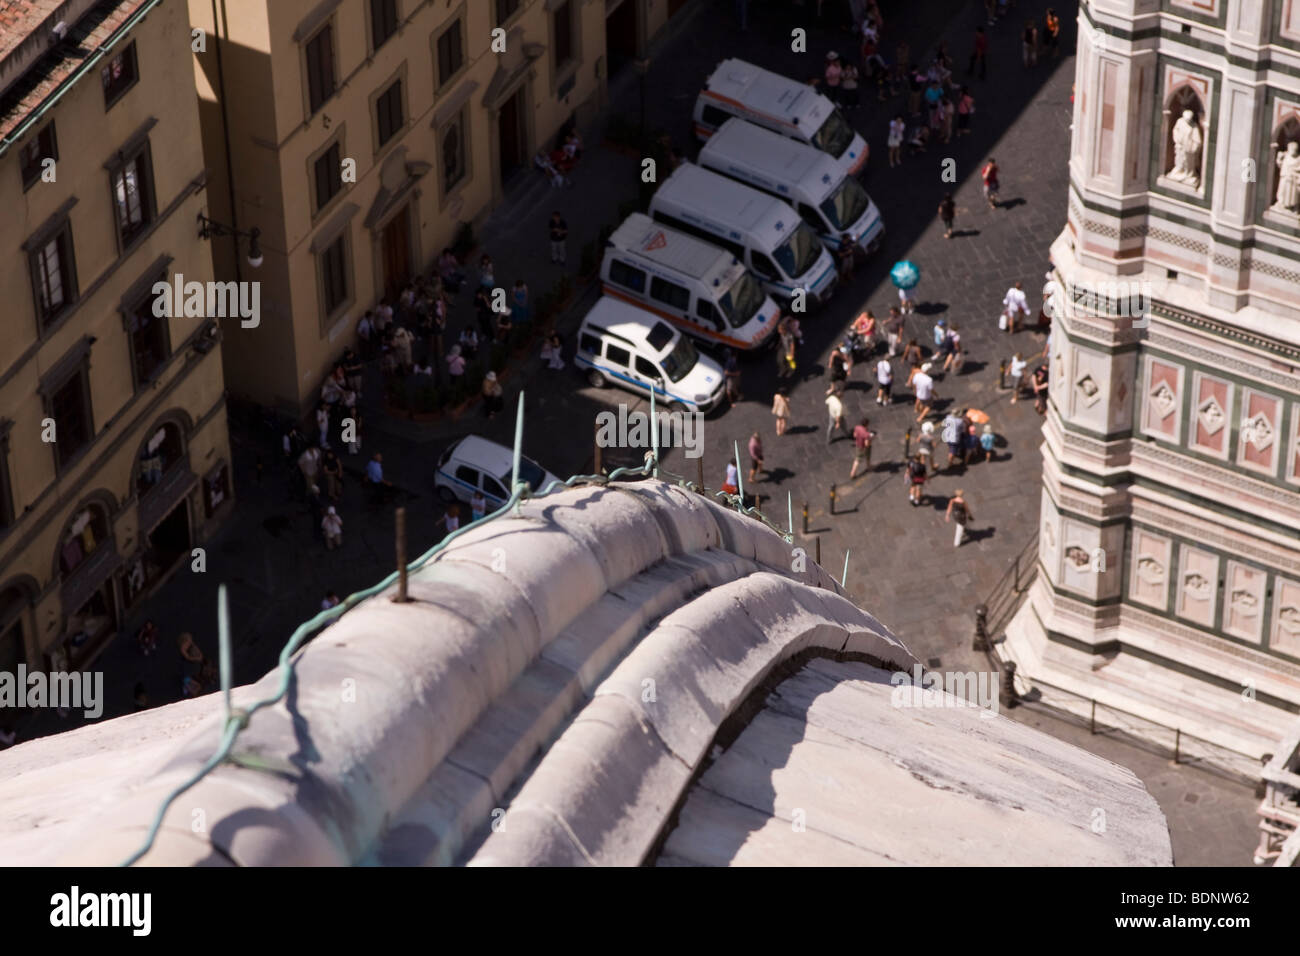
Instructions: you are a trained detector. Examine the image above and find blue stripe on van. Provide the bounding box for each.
[574,355,710,411]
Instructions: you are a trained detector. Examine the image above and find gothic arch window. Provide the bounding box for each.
[1268,116,1300,215]
[57,501,110,577]
[135,420,186,498]
[0,578,37,673]
[1162,86,1205,190]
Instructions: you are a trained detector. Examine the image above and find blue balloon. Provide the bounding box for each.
[890,260,921,290]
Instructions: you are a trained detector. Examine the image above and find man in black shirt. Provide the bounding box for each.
[549,211,568,264]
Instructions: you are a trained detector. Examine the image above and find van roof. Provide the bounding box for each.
[653,163,798,248]
[580,296,679,355]
[451,435,515,475]
[608,213,742,282]
[703,58,834,134]
[701,119,843,205]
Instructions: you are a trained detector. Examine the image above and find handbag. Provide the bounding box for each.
[998,311,1008,331]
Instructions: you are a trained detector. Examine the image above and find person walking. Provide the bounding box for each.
[875,355,893,405]
[315,402,331,449]
[321,448,343,502]
[827,345,850,392]
[823,52,843,104]
[322,506,343,550]
[917,420,936,475]
[902,337,924,368]
[981,157,1001,208]
[942,325,963,373]
[912,362,936,422]
[722,457,740,496]
[777,324,797,380]
[724,349,743,405]
[470,490,487,522]
[849,417,876,479]
[511,280,530,325]
[941,409,966,470]
[956,87,975,137]
[747,432,765,483]
[906,453,928,505]
[825,387,851,444]
[980,423,997,461]
[1002,280,1029,332]
[835,234,856,282]
[968,26,989,80]
[946,490,974,547]
[1009,352,1028,403]
[940,95,955,143]
[772,388,791,435]
[478,254,495,290]
[1023,19,1040,68]
[443,504,461,536]
[939,193,956,239]
[549,211,569,264]
[841,61,860,112]
[482,371,504,419]
[1031,363,1050,413]
[898,282,916,315]
[474,286,495,342]
[1045,8,1061,59]
[887,114,905,167]
[885,307,904,357]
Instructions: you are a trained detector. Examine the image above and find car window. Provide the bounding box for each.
[605,344,630,366]
[483,476,507,499]
[702,104,731,128]
[696,299,723,330]
[750,251,778,279]
[455,465,479,485]
[608,259,646,293]
[580,332,601,354]
[797,202,826,233]
[635,356,661,379]
[650,276,691,311]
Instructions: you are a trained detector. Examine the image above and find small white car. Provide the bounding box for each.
[434,435,561,510]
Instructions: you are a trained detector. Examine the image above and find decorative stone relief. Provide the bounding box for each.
[1076,373,1101,408]
[1130,528,1173,611]
[1224,561,1267,644]
[1241,412,1274,451]
[1273,578,1300,657]
[1176,546,1219,629]
[1197,396,1225,436]
[1150,381,1177,419]
[1065,545,1091,568]
[1136,556,1165,587]
[1182,572,1212,601]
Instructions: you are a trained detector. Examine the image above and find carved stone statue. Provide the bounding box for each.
[1273,141,1300,213]
[1167,109,1203,188]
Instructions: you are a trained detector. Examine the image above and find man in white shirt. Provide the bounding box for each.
[1002,281,1030,333]
[1009,352,1029,403]
[825,387,851,444]
[912,363,935,422]
[875,357,893,405]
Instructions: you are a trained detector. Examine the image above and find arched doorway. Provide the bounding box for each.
[128,418,195,608]
[56,498,120,671]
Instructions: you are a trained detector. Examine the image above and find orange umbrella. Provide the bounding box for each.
[965,408,990,424]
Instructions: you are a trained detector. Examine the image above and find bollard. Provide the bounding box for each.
[973,604,989,651]
[594,418,603,475]
[1090,698,1096,735]
[815,536,821,566]
[802,501,809,535]
[998,359,1007,390]
[1001,661,1017,708]
[1173,728,1181,765]
[696,454,705,495]
[393,507,409,604]
[829,485,837,516]
[903,425,912,460]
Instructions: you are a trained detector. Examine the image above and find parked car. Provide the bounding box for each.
[434,435,562,509]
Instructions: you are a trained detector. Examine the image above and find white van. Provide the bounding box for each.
[693,58,868,178]
[435,436,561,509]
[602,213,781,351]
[649,163,837,307]
[574,296,726,413]
[699,119,885,256]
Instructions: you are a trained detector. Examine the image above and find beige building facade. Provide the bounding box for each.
[190,0,687,415]
[1005,0,1300,766]
[0,0,234,677]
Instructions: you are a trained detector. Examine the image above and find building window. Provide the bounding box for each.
[29,222,77,331]
[20,123,57,190]
[376,78,405,148]
[441,111,467,194]
[125,283,170,387]
[101,43,138,108]
[59,506,109,576]
[306,25,336,115]
[320,235,350,317]
[553,1,575,73]
[495,0,521,27]
[436,17,465,89]
[136,423,184,498]
[314,141,343,213]
[110,146,155,250]
[370,0,399,51]
[48,365,94,471]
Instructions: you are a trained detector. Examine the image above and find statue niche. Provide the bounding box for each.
[1162,87,1205,191]
[1269,118,1300,216]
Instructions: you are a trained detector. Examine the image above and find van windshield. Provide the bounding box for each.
[718,271,767,328]
[660,334,699,383]
[819,177,870,231]
[502,457,549,493]
[773,222,823,280]
[810,109,855,159]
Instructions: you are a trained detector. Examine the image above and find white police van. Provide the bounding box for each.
[693,58,868,178]
[699,119,885,256]
[602,213,780,351]
[649,162,837,308]
[435,436,561,509]
[574,296,726,413]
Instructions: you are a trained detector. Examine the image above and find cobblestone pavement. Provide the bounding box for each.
[11,0,1262,866]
